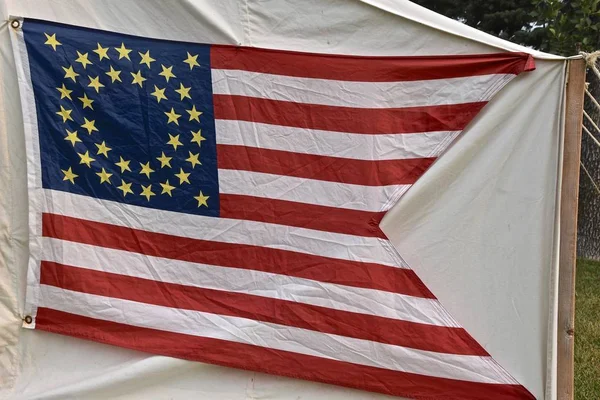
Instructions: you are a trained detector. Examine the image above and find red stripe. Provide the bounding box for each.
[213,95,486,134]
[217,145,434,186]
[42,213,434,298]
[220,194,387,238]
[210,46,535,82]
[40,261,487,355]
[36,308,534,400]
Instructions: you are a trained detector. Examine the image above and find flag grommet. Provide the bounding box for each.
[10,20,20,29]
[23,315,32,324]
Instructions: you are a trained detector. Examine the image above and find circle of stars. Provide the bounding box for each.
[45,31,210,208]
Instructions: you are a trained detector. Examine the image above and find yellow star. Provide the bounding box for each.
[64,129,81,146]
[174,83,191,100]
[62,65,79,82]
[96,168,113,184]
[78,150,95,167]
[87,75,105,93]
[56,105,73,123]
[139,161,155,178]
[138,50,156,68]
[190,129,207,146]
[44,33,61,51]
[81,118,98,134]
[185,151,201,168]
[78,93,94,110]
[115,156,131,173]
[183,52,200,70]
[117,179,134,197]
[130,70,146,87]
[93,43,110,61]
[75,51,92,69]
[194,190,210,207]
[56,83,73,100]
[150,85,167,103]
[140,184,155,201]
[174,168,191,185]
[95,141,112,157]
[167,133,183,150]
[115,43,132,60]
[164,108,182,125]
[62,167,78,184]
[156,152,172,168]
[160,180,176,196]
[186,105,202,122]
[159,64,176,82]
[105,65,122,83]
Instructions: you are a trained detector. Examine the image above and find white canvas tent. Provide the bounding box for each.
[0,1,580,399]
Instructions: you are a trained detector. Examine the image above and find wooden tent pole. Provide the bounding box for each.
[557,58,586,400]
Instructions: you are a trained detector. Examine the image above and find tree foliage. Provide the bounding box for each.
[412,0,600,56]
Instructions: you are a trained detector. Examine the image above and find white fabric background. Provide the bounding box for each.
[0,1,566,399]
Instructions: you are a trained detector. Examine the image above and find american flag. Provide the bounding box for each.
[14,18,536,400]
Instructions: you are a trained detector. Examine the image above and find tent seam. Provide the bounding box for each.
[357,0,565,61]
[242,0,252,47]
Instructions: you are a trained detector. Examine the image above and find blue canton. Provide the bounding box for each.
[23,19,219,216]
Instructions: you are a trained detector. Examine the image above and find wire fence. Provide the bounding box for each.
[581,53,600,193]
[578,53,600,260]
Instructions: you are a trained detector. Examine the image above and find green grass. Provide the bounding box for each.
[575,258,600,400]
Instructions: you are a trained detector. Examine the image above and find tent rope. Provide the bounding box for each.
[581,51,600,81]
[581,161,600,196]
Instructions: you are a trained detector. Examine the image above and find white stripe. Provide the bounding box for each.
[216,120,459,160]
[218,170,408,212]
[41,238,455,327]
[39,285,517,384]
[42,189,401,267]
[212,69,514,109]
